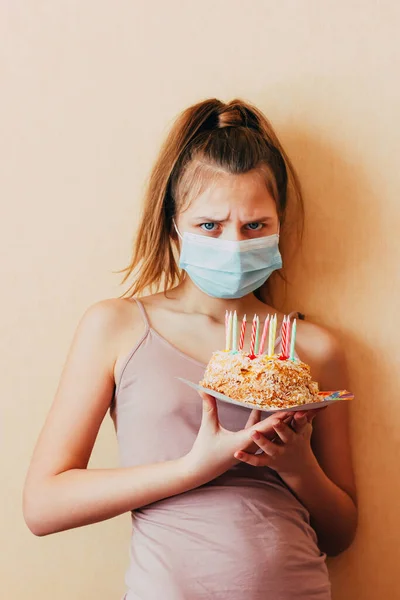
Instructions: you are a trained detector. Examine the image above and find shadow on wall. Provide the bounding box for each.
[261,124,399,600]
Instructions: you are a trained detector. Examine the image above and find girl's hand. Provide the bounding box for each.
[234,409,322,479]
[183,392,293,487]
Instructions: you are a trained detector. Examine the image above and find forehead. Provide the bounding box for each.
[182,170,277,219]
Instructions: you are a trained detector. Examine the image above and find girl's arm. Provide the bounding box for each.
[22,300,196,536]
[303,329,358,555]
[274,416,357,558]
[235,324,358,557]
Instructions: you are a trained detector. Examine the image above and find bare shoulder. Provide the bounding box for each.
[296,319,348,391]
[77,297,149,376]
[79,297,136,330]
[297,319,343,362]
[79,296,143,341]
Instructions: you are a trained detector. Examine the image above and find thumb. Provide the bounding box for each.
[199,391,219,430]
[291,411,309,432]
[245,409,261,429]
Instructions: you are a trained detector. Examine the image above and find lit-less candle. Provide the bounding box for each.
[232,311,238,351]
[249,314,257,356]
[254,316,260,354]
[238,314,247,351]
[259,315,270,355]
[225,311,233,351]
[267,314,274,355]
[271,314,277,355]
[285,318,291,357]
[280,315,287,357]
[290,318,297,360]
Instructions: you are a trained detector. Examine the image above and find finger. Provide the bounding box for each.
[291,414,309,432]
[272,421,296,444]
[303,409,318,422]
[250,430,283,457]
[199,390,217,411]
[292,409,320,430]
[273,411,293,422]
[245,409,262,428]
[198,391,219,430]
[296,406,327,421]
[307,407,327,421]
[234,450,271,467]
[282,414,296,430]
[251,410,291,432]
[249,418,286,441]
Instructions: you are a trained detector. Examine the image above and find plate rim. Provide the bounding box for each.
[177,377,353,413]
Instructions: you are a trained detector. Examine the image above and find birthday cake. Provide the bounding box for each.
[199,351,320,409]
[199,313,320,409]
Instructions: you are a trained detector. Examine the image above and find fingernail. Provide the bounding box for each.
[252,431,260,439]
[236,452,244,459]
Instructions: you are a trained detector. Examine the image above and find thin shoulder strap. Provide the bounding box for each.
[132,298,150,332]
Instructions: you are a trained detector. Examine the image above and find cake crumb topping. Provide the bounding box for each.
[200,351,320,409]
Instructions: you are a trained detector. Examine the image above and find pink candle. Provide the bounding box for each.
[238,314,247,350]
[280,315,288,357]
[258,315,270,354]
[249,314,257,355]
[285,318,291,357]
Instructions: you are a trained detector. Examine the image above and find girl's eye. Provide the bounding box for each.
[246,222,263,231]
[200,222,217,231]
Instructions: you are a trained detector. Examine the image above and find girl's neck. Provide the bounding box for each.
[167,279,277,321]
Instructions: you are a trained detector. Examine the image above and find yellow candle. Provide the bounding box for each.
[226,311,233,351]
[267,315,274,356]
[232,311,238,351]
[290,318,297,360]
[271,314,277,355]
[254,316,260,354]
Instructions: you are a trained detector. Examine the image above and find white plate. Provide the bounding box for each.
[178,378,354,414]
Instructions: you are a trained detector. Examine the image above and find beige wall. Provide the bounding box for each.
[2,2,399,598]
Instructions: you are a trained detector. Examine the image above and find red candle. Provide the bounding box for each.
[280,315,288,358]
[238,314,247,351]
[249,314,257,356]
[258,315,270,354]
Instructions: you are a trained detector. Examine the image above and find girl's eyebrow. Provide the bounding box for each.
[193,215,274,223]
[246,216,274,222]
[193,216,228,222]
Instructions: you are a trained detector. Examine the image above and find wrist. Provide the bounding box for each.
[278,448,321,487]
[176,452,203,490]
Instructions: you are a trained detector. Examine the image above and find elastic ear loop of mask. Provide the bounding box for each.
[172,219,183,241]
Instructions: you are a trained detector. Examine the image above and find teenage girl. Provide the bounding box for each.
[23,98,357,599]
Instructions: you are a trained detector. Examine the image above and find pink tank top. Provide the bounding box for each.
[110,300,331,600]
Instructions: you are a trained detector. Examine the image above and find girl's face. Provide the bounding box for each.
[176,169,279,241]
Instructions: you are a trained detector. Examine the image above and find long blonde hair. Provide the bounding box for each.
[119,98,304,298]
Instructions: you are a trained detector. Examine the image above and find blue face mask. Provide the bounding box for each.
[175,226,283,299]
